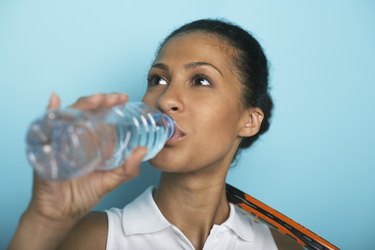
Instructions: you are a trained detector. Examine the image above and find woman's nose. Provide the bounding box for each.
[157,83,184,115]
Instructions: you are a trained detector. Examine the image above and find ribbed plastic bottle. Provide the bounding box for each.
[26,102,175,180]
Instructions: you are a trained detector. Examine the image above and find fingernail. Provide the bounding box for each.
[47,92,57,108]
[50,91,57,100]
[139,147,148,158]
[119,93,128,99]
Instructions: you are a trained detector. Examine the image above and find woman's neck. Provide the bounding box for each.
[154,170,230,250]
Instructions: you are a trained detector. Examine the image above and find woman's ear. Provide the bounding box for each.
[238,107,264,137]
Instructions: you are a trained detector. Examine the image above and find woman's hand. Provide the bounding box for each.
[31,92,147,220]
[9,93,147,250]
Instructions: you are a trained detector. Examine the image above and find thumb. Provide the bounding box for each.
[47,92,61,110]
[101,147,147,193]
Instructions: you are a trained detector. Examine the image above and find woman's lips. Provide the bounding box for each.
[166,126,186,145]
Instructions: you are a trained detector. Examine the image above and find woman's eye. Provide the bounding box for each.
[193,75,211,86]
[148,75,168,86]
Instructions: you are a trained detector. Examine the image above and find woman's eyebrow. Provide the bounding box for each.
[151,62,223,77]
[151,63,169,71]
[184,62,223,76]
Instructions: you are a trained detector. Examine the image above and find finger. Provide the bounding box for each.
[113,147,147,179]
[102,147,147,192]
[70,93,106,110]
[100,93,129,108]
[71,93,128,110]
[121,147,147,176]
[47,92,61,110]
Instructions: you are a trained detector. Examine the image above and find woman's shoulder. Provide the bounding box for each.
[57,211,108,250]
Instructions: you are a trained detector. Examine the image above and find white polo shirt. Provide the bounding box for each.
[105,187,277,250]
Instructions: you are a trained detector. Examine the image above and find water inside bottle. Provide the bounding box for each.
[26,102,174,179]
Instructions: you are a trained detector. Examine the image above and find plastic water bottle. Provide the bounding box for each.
[26,102,175,180]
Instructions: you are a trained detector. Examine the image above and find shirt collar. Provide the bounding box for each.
[221,203,255,242]
[122,186,255,242]
[122,186,171,235]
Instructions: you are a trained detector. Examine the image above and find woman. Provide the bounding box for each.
[9,19,291,250]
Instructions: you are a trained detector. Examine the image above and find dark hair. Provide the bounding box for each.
[157,19,273,155]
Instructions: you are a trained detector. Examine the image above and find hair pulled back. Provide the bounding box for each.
[157,18,273,152]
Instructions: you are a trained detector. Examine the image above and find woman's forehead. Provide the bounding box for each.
[154,33,235,70]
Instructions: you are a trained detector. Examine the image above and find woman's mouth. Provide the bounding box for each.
[166,125,186,146]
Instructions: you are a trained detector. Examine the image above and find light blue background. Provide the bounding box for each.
[1,1,374,249]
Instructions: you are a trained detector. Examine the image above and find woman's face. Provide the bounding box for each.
[142,32,250,173]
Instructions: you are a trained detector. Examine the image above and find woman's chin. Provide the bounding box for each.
[148,157,191,174]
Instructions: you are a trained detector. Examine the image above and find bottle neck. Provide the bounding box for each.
[163,114,175,140]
